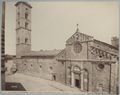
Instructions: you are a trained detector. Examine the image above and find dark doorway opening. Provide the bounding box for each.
[75,79,80,88]
[53,75,56,81]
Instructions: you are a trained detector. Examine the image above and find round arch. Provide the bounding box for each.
[73,65,81,73]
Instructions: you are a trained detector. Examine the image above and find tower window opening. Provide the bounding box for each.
[25,13,28,19]
[25,22,28,29]
[25,38,28,44]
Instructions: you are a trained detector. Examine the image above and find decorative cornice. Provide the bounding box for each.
[15,1,32,8]
[16,27,31,31]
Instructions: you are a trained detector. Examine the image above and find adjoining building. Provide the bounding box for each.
[13,1,119,94]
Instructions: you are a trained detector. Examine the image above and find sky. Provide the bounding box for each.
[5,1,119,55]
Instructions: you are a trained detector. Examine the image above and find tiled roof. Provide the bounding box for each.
[94,39,118,50]
[22,50,62,57]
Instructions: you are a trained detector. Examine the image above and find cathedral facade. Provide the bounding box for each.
[15,1,119,94]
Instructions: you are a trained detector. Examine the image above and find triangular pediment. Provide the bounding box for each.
[55,49,66,59]
[66,31,93,45]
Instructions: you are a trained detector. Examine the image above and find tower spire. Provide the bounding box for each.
[76,23,79,32]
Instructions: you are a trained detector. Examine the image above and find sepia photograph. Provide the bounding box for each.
[1,0,119,94]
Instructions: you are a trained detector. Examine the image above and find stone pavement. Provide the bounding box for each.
[5,73,81,92]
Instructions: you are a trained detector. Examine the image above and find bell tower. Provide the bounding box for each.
[15,2,32,58]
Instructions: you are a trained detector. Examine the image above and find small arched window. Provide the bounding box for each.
[40,65,42,68]
[50,66,53,70]
[18,22,20,27]
[25,38,28,44]
[53,75,56,81]
[25,22,28,29]
[25,13,28,19]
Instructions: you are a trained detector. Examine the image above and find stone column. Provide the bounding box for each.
[81,62,84,91]
[71,66,75,87]
[81,70,84,91]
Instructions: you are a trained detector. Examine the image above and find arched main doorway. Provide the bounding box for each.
[71,66,89,91]
[71,66,81,89]
[74,72,81,88]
